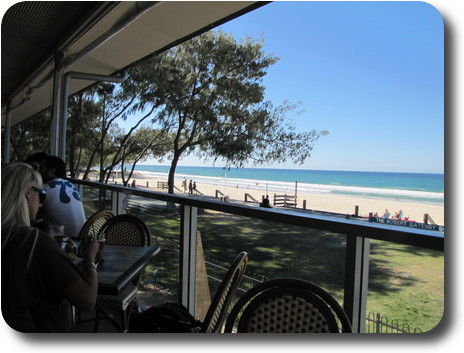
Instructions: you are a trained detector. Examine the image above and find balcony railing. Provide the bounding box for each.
[72,178,444,333]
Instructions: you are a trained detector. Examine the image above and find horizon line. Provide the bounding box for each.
[135,163,444,175]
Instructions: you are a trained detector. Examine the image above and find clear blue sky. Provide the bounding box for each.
[145,1,445,174]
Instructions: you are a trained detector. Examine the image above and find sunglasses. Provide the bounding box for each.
[31,186,46,203]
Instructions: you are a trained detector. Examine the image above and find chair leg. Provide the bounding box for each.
[121,309,128,333]
[121,299,138,332]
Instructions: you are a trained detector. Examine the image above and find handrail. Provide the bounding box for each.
[71,178,444,252]
[244,193,259,203]
[215,189,225,197]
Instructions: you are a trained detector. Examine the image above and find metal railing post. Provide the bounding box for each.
[77,184,84,203]
[344,235,370,333]
[50,52,64,157]
[180,205,198,315]
[111,190,124,215]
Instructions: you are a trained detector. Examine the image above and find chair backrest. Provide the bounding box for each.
[77,210,115,241]
[224,278,352,333]
[201,251,248,333]
[100,214,151,246]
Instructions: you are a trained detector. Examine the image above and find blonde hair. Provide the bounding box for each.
[1,162,43,229]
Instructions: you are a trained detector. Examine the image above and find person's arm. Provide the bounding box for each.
[63,237,99,311]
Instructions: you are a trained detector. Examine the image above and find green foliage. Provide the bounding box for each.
[126,30,328,192]
[8,109,52,161]
[8,30,327,187]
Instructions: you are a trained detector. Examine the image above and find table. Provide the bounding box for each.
[97,245,160,295]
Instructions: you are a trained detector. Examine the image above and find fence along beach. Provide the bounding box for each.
[119,166,444,226]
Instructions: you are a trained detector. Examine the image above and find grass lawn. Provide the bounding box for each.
[367,240,444,332]
[139,208,444,333]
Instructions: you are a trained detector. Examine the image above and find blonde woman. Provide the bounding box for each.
[1,162,99,332]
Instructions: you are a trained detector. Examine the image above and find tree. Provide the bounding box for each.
[119,127,172,186]
[130,31,328,193]
[67,90,102,178]
[66,78,167,183]
[7,30,327,191]
[8,109,52,162]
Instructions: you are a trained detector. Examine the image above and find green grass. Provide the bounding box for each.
[367,240,444,332]
[139,209,443,332]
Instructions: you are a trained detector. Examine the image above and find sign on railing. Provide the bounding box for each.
[369,217,444,232]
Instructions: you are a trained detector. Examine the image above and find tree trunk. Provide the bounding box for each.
[168,152,181,194]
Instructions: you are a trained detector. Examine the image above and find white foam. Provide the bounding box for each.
[139,171,444,202]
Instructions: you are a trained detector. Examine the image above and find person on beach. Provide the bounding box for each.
[182,178,187,192]
[189,180,193,194]
[260,195,272,208]
[382,209,390,218]
[193,181,197,193]
[39,156,86,239]
[1,162,99,332]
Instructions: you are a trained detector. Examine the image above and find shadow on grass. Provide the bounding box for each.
[140,209,441,298]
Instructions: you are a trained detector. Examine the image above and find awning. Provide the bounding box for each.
[1,1,268,127]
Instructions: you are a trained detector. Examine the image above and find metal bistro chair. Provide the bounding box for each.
[224,278,353,333]
[128,251,248,333]
[201,251,248,333]
[77,210,115,241]
[74,210,115,325]
[94,214,151,332]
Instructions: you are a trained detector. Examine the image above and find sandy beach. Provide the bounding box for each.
[123,172,445,226]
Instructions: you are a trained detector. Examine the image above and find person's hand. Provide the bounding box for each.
[80,235,99,262]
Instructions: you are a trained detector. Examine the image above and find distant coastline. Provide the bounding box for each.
[132,165,444,205]
[121,166,445,226]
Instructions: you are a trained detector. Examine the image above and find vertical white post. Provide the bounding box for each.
[111,190,125,215]
[344,235,370,333]
[180,205,198,315]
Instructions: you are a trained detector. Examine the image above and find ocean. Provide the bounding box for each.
[133,165,444,205]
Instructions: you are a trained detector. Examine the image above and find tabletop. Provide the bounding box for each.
[96,244,161,295]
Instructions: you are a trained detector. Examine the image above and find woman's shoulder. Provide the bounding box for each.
[2,225,38,245]
[2,226,52,263]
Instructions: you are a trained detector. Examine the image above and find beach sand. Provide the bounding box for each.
[122,172,445,226]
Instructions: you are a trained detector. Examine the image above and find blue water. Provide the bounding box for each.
[133,165,444,204]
